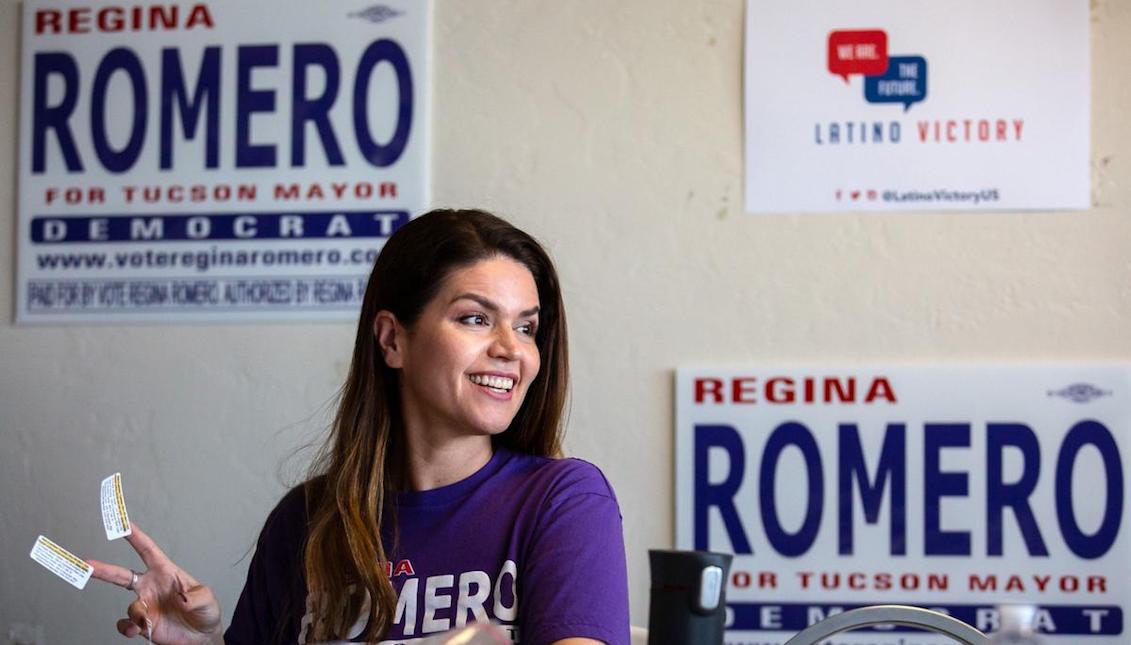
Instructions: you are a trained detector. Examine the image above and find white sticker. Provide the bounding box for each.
[30,535,93,590]
[100,472,132,540]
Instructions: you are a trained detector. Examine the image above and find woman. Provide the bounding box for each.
[88,209,630,644]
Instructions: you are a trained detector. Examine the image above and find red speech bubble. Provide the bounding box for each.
[827,30,889,83]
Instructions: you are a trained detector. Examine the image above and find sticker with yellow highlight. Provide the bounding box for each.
[100,472,132,540]
[30,535,93,590]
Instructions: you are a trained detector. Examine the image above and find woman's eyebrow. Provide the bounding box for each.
[451,293,540,317]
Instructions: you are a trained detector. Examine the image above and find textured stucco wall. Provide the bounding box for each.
[1,1,1129,643]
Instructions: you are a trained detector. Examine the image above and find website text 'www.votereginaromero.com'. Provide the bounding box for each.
[35,246,381,273]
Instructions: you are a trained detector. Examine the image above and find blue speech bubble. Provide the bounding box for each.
[864,55,927,111]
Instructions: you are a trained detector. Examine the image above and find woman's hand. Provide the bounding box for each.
[87,524,224,644]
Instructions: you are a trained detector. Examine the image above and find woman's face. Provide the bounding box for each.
[383,256,542,440]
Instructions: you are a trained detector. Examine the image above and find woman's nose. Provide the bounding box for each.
[488,327,520,360]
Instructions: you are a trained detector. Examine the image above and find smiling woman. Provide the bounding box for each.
[378,256,545,451]
[86,209,630,645]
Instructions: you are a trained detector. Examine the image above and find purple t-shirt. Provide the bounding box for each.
[225,448,630,644]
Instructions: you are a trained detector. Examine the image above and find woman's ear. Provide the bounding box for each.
[373,310,405,369]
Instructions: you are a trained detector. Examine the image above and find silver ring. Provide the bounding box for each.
[127,570,139,591]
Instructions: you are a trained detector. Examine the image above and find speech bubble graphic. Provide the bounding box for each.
[864,55,928,111]
[827,30,888,83]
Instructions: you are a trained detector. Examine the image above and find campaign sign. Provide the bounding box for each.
[745,0,1090,212]
[676,366,1128,644]
[17,0,430,323]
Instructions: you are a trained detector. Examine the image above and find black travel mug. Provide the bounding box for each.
[647,549,732,645]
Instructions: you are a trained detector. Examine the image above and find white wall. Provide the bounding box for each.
[2,1,1129,643]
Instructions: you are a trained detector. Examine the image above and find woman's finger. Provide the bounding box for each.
[117,617,141,638]
[126,598,150,628]
[123,523,171,569]
[179,582,223,633]
[86,558,140,591]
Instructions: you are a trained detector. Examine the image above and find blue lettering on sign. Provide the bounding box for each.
[924,423,971,555]
[293,44,345,167]
[1057,420,1124,559]
[160,47,221,169]
[726,602,1123,635]
[236,45,278,168]
[760,422,823,557]
[987,423,1047,556]
[91,48,148,173]
[32,52,83,172]
[691,421,1124,558]
[838,423,906,555]
[694,424,752,554]
[353,39,413,168]
[31,40,414,173]
[30,210,408,243]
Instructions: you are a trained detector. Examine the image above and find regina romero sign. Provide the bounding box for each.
[18,0,430,322]
[676,365,1127,644]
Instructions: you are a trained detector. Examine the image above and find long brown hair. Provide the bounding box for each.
[301,209,569,641]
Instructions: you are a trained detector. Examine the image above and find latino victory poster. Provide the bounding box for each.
[744,0,1089,213]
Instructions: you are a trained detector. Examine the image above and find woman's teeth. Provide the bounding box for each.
[469,374,514,391]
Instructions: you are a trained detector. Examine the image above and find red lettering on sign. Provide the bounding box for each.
[35,4,214,34]
[692,376,897,405]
